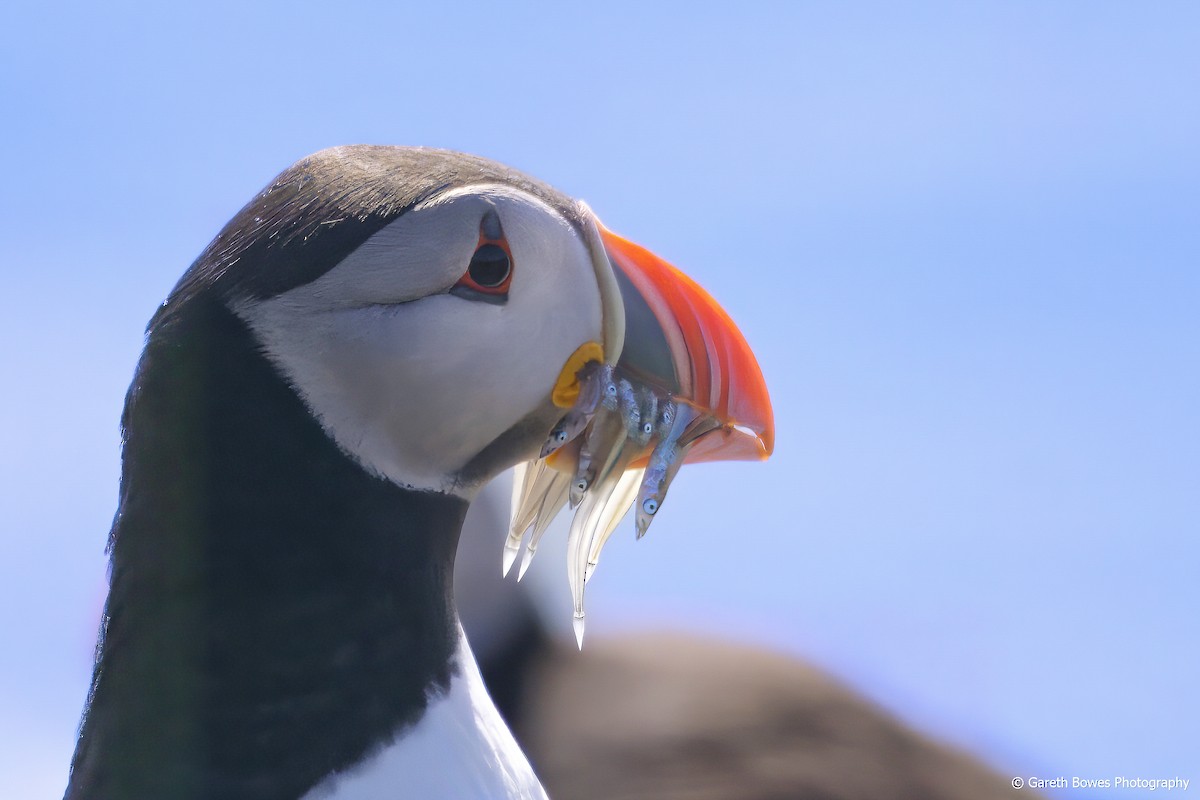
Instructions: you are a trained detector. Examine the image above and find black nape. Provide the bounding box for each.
[66,296,468,800]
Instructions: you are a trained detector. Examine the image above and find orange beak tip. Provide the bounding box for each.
[598,226,775,466]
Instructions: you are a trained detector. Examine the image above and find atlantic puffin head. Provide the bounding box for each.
[65,146,773,799]
[207,145,770,496]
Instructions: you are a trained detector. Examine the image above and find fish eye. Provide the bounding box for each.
[642,422,653,435]
[605,384,617,396]
[642,498,658,515]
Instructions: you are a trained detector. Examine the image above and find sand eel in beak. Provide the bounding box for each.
[508,226,774,647]
[64,146,773,800]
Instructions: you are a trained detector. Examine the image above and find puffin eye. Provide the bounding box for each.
[451,211,513,303]
[467,245,511,288]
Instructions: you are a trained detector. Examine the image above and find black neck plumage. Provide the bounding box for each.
[65,297,468,800]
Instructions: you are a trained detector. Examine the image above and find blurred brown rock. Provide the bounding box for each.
[486,631,1029,800]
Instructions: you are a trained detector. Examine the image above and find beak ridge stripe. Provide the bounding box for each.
[598,226,775,461]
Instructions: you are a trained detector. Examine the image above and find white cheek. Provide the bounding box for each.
[235,188,604,495]
[316,297,583,486]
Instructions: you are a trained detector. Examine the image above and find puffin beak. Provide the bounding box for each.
[598,225,775,464]
[510,208,775,645]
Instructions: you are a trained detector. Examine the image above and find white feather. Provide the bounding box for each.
[304,623,547,800]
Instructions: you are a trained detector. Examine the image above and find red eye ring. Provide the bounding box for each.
[454,213,513,297]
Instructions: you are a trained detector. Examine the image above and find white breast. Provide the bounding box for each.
[304,623,548,800]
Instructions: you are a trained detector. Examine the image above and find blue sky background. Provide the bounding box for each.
[2,2,1197,796]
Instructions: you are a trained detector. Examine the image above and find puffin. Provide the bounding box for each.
[63,146,773,799]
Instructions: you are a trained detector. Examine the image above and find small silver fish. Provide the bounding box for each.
[571,441,596,507]
[570,406,623,507]
[634,401,693,538]
[541,410,587,458]
[599,371,620,410]
[569,368,621,498]
[615,378,641,439]
[631,386,662,447]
